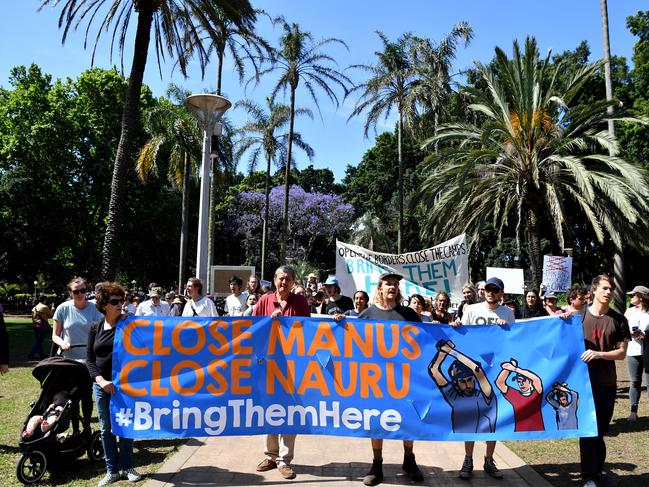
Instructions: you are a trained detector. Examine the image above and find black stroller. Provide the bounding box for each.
[16,356,103,484]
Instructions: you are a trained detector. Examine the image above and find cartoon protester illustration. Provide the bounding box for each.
[428,340,497,433]
[495,359,545,432]
[545,382,579,430]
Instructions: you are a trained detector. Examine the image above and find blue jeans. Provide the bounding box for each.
[94,382,133,474]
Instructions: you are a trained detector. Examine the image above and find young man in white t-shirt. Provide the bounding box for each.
[224,276,247,316]
[457,277,514,479]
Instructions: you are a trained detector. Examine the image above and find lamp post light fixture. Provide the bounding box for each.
[33,280,38,297]
[184,94,232,286]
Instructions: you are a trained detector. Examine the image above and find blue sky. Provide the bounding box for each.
[0,1,643,181]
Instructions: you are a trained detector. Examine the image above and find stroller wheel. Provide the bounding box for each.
[16,450,47,484]
[87,430,104,462]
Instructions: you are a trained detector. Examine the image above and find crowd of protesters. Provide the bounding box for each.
[0,267,646,487]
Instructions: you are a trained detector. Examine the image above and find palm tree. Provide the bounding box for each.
[253,18,351,262]
[39,0,256,280]
[417,37,649,287]
[349,211,393,252]
[411,22,473,142]
[348,32,420,254]
[135,85,201,292]
[234,97,314,279]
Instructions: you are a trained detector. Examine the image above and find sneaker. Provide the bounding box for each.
[363,459,384,486]
[628,412,638,422]
[402,453,424,481]
[97,473,120,487]
[583,480,597,487]
[123,468,143,482]
[483,457,503,479]
[459,455,473,479]
[278,464,296,480]
[256,458,277,472]
[595,472,618,487]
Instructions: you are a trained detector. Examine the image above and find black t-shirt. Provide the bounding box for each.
[582,307,630,386]
[323,295,354,315]
[86,320,116,380]
[521,306,549,319]
[359,304,422,323]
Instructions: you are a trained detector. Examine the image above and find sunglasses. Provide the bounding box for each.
[484,287,500,293]
[71,288,87,295]
[108,298,125,306]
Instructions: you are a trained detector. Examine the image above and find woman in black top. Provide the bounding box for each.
[521,289,549,319]
[87,282,142,486]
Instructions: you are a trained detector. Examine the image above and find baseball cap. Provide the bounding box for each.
[324,276,339,286]
[628,285,649,298]
[379,271,403,281]
[485,277,504,291]
[148,288,163,298]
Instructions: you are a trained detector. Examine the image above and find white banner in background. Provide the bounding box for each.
[335,235,468,302]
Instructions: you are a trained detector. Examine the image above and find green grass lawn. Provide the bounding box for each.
[505,360,649,487]
[0,317,182,486]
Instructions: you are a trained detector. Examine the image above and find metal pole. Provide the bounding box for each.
[196,126,213,285]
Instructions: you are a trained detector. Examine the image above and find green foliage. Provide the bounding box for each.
[0,65,187,289]
[417,37,649,287]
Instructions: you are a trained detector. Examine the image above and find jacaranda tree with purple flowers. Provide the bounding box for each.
[227,185,354,270]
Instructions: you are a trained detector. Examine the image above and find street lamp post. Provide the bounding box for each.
[131,280,137,292]
[184,94,232,287]
[33,280,38,297]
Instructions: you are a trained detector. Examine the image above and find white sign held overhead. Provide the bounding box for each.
[486,267,525,294]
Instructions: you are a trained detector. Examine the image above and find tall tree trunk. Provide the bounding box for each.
[397,107,404,254]
[527,208,543,289]
[178,151,190,294]
[280,87,296,263]
[216,48,224,95]
[600,0,625,311]
[100,7,154,280]
[261,155,272,280]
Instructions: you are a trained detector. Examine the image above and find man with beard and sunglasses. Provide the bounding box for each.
[455,276,514,479]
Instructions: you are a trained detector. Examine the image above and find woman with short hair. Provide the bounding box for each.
[87,282,142,486]
[52,277,103,361]
[408,294,433,322]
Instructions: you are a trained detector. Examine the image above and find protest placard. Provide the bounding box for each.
[486,267,525,294]
[543,256,573,292]
[335,235,469,302]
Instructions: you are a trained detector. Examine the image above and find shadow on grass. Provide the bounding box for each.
[531,461,644,487]
[0,443,21,455]
[47,456,106,485]
[609,416,649,435]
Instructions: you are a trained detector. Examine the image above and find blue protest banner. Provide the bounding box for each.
[110,315,596,441]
